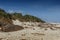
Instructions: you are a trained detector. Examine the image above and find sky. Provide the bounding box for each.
[0,0,60,23]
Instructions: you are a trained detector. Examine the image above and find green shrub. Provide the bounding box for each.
[0,8,45,23]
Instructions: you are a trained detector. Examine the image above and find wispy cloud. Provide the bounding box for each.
[7,9,24,13]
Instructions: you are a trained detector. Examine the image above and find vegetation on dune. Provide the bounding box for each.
[0,8,45,32]
[0,8,45,24]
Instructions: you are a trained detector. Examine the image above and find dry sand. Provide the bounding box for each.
[0,27,60,40]
[0,20,60,40]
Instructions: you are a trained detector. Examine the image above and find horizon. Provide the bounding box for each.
[0,0,60,23]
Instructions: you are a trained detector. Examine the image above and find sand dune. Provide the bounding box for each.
[0,20,60,40]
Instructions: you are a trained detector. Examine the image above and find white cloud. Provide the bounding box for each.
[7,9,24,13]
[7,9,15,13]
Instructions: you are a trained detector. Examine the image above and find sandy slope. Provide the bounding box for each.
[0,20,60,40]
[0,27,60,40]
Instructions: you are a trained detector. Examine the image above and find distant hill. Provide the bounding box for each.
[0,8,45,24]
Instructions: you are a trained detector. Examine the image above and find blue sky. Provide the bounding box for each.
[0,0,60,23]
